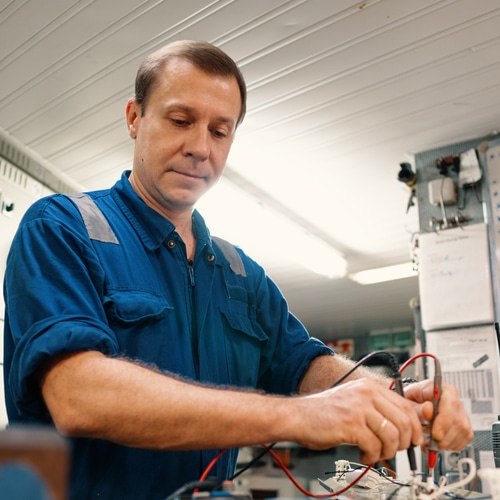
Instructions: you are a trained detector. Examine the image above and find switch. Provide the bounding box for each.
[428,177,457,206]
[1,198,15,217]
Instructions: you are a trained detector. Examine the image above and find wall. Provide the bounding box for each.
[414,136,491,234]
[414,133,500,478]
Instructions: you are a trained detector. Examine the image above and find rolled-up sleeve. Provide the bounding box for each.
[4,197,119,420]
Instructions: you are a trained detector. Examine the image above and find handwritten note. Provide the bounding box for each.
[418,223,494,330]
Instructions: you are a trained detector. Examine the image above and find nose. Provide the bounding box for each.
[184,127,210,162]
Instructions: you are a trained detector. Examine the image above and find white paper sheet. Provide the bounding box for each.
[418,223,494,331]
[426,326,500,431]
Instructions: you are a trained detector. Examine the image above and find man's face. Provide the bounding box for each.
[126,57,242,218]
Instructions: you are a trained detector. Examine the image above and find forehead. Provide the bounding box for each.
[149,58,241,119]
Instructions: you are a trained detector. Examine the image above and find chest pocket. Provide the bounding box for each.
[219,305,267,387]
[103,289,174,362]
[104,289,173,325]
[212,246,269,387]
[66,193,268,384]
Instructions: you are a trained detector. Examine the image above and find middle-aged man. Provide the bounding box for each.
[3,40,473,499]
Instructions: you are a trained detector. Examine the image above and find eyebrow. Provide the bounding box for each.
[166,103,236,128]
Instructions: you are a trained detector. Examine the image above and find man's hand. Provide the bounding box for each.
[296,354,474,463]
[291,378,425,464]
[404,380,474,452]
[289,376,474,465]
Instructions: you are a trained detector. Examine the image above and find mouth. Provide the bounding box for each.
[172,169,206,183]
[180,171,202,179]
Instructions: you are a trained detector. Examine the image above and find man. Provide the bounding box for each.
[3,40,472,499]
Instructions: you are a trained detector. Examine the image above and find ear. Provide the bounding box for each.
[125,98,140,139]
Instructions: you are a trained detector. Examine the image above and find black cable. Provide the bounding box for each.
[387,354,418,475]
[330,350,399,389]
[231,351,403,484]
[230,443,275,482]
[387,482,408,500]
[164,479,218,500]
[338,352,418,475]
[219,351,405,493]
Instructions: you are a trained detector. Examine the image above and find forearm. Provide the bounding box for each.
[40,350,472,462]
[298,353,391,394]
[40,351,295,450]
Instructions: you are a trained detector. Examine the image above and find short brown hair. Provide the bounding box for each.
[134,40,247,126]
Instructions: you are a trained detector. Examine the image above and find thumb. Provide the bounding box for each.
[421,400,434,423]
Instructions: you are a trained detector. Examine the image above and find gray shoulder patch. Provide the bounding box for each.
[65,193,119,244]
[212,236,246,277]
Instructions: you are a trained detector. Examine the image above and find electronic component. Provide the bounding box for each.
[318,467,384,491]
[492,415,500,468]
[318,459,393,493]
[187,352,481,500]
[435,155,460,176]
[428,177,457,206]
[398,162,417,189]
[397,162,417,213]
[458,148,481,187]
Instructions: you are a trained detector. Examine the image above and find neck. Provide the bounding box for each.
[127,172,196,259]
[162,212,196,261]
[173,215,196,262]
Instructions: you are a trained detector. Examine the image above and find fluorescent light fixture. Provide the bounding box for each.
[196,174,347,279]
[348,263,417,285]
[271,215,347,278]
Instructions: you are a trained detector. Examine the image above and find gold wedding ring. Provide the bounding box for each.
[376,417,388,436]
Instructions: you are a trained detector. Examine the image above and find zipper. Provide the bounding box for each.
[187,259,198,377]
[188,264,195,287]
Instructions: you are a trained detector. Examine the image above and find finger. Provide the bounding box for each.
[373,392,423,448]
[346,411,387,464]
[366,414,402,461]
[421,400,434,422]
[375,417,389,437]
[435,409,474,450]
[423,385,474,450]
[333,380,423,460]
[377,420,400,460]
[432,387,470,440]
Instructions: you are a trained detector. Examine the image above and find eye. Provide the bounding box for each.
[212,129,228,139]
[171,118,189,127]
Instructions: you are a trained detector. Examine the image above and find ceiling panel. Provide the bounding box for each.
[1,0,499,341]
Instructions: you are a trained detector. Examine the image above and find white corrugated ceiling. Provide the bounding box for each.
[1,0,499,341]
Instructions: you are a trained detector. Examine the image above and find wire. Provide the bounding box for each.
[386,482,408,500]
[330,350,401,389]
[195,350,421,496]
[257,351,406,498]
[392,352,442,475]
[231,444,275,481]
[229,350,400,486]
[267,447,374,498]
[383,457,478,500]
[427,358,442,473]
[392,352,437,387]
[439,176,449,229]
[348,461,398,481]
[164,479,218,500]
[199,449,227,482]
[422,457,477,500]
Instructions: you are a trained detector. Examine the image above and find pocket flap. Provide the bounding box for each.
[104,290,173,324]
[219,308,268,343]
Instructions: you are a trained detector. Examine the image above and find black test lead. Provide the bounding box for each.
[427,358,442,480]
[390,358,418,478]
